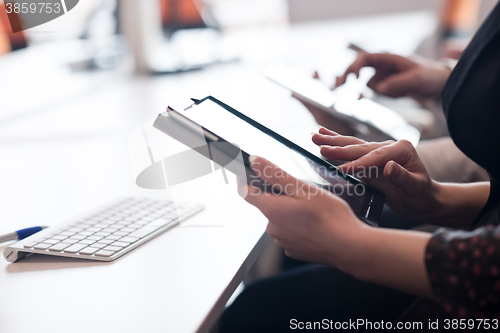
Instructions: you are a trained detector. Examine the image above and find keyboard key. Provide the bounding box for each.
[23,241,39,248]
[79,247,99,255]
[67,228,84,233]
[114,213,128,218]
[102,228,119,233]
[94,232,111,237]
[34,243,52,250]
[79,239,96,245]
[59,231,76,236]
[44,239,61,245]
[99,239,115,245]
[105,235,122,240]
[92,243,107,249]
[78,231,93,236]
[62,238,79,244]
[49,243,72,252]
[70,235,86,240]
[85,227,102,232]
[112,241,130,247]
[119,236,140,243]
[116,220,130,226]
[113,231,129,236]
[87,236,103,241]
[103,246,122,252]
[64,244,87,253]
[95,250,115,257]
[76,222,93,228]
[120,227,135,233]
[52,235,68,240]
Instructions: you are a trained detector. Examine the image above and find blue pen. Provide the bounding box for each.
[0,226,48,243]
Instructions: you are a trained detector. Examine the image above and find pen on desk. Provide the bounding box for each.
[0,226,48,243]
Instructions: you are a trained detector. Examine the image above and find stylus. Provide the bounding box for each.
[0,226,48,243]
[347,43,368,53]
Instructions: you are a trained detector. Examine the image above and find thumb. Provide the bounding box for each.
[384,161,418,190]
[375,70,418,98]
[249,156,303,196]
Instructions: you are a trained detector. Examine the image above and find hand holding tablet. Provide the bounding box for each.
[154,96,385,225]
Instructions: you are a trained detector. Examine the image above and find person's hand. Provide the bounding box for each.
[238,156,370,270]
[312,127,441,221]
[336,53,451,100]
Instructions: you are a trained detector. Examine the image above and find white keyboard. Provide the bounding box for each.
[4,198,204,263]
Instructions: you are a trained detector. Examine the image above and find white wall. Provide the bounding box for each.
[288,0,441,22]
[288,0,498,25]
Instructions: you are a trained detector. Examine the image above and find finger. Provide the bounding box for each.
[312,133,365,147]
[336,53,370,86]
[374,70,418,98]
[238,179,292,216]
[318,126,339,136]
[384,160,417,190]
[338,140,414,173]
[321,141,394,161]
[337,53,398,87]
[249,156,305,196]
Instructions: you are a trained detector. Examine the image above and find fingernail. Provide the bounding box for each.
[311,132,317,137]
[387,161,394,175]
[249,155,258,165]
[319,145,331,150]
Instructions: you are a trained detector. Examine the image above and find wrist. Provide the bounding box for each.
[347,227,434,297]
[335,223,376,278]
[411,180,446,224]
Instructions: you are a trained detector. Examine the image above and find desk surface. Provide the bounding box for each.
[0,12,435,333]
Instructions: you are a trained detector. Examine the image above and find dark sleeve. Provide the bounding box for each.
[425,226,500,319]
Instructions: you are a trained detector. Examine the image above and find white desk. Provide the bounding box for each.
[0,12,435,333]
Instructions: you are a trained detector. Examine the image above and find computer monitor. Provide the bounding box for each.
[119,0,226,75]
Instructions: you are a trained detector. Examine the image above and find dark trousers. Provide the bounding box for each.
[220,265,416,333]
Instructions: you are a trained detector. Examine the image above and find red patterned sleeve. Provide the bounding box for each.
[425,225,500,319]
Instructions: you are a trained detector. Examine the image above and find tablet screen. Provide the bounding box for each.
[186,98,331,183]
[182,98,372,214]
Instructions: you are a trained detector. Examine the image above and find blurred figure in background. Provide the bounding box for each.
[439,0,482,59]
[0,3,27,54]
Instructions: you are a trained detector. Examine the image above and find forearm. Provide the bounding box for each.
[423,182,490,227]
[343,226,433,298]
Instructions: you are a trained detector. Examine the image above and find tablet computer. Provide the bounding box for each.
[263,64,421,147]
[153,96,384,225]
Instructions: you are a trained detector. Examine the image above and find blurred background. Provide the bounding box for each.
[0,0,498,264]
